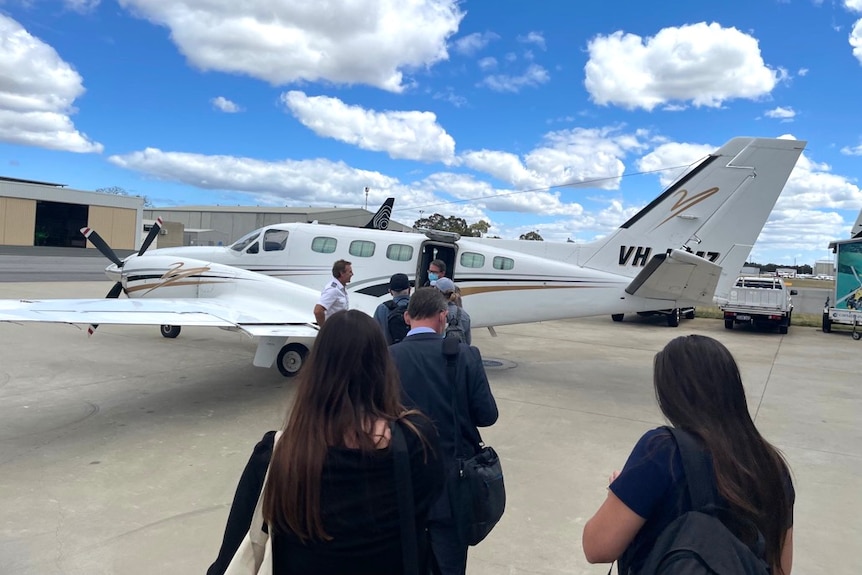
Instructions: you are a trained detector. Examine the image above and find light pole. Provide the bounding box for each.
[364,187,369,211]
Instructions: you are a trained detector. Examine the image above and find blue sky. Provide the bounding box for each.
[1,0,862,266]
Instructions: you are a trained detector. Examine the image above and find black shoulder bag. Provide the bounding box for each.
[443,335,505,546]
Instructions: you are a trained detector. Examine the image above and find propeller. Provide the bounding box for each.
[80,226,123,267]
[80,218,163,336]
[138,217,163,256]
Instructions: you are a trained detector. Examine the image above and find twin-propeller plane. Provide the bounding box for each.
[0,137,805,376]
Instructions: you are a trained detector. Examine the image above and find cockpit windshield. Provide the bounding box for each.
[230,229,261,252]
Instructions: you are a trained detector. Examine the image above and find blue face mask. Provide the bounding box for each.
[428,272,439,282]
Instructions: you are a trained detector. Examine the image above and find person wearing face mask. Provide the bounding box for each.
[425,259,446,287]
[389,288,498,575]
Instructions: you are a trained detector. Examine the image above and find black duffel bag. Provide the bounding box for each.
[449,443,505,546]
[443,335,505,546]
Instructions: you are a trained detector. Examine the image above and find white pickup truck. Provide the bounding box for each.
[721,276,797,334]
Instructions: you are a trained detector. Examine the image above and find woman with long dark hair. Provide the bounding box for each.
[207,310,444,575]
[583,334,794,574]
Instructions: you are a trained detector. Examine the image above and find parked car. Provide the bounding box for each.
[611,307,695,327]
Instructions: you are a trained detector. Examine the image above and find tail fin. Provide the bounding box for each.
[364,197,394,230]
[583,137,805,301]
[851,207,862,239]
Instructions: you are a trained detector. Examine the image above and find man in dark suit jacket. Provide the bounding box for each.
[389,287,498,575]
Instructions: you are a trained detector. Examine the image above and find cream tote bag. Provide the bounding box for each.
[224,431,282,575]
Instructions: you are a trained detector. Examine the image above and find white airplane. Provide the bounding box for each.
[0,137,805,376]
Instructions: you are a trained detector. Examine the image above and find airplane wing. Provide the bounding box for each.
[624,248,722,305]
[0,296,319,338]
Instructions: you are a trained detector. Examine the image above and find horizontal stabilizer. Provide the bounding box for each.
[625,249,721,305]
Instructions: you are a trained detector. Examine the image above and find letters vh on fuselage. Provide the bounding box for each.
[618,245,720,267]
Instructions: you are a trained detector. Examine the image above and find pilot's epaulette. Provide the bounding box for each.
[331,281,338,288]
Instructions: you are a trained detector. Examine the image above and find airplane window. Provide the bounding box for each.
[386,244,413,261]
[230,230,261,252]
[349,240,375,257]
[493,256,514,270]
[246,242,259,254]
[460,252,485,268]
[312,236,337,254]
[264,229,289,252]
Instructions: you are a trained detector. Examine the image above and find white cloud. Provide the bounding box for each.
[851,19,862,64]
[841,144,862,155]
[211,96,242,113]
[64,0,100,12]
[846,0,862,12]
[0,15,102,153]
[419,172,584,216]
[110,148,401,202]
[480,63,549,92]
[765,106,796,119]
[585,22,779,110]
[517,31,546,50]
[477,57,497,71]
[777,152,862,211]
[452,31,499,55]
[281,91,456,164]
[432,87,467,107]
[637,141,716,188]
[798,68,809,76]
[462,127,647,191]
[118,0,463,92]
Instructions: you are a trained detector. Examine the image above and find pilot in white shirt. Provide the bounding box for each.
[313,259,353,326]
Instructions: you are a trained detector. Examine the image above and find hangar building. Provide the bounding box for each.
[143,204,412,247]
[0,176,143,250]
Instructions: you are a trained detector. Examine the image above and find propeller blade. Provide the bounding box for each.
[87,281,124,337]
[80,227,123,267]
[106,281,124,299]
[138,217,163,256]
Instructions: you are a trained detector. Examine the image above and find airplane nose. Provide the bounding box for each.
[105,263,122,282]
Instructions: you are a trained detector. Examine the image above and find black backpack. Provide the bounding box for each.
[445,307,467,343]
[385,299,410,344]
[633,428,770,575]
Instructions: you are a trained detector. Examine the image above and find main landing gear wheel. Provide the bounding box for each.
[611,314,624,322]
[725,319,734,330]
[666,308,680,327]
[277,343,309,377]
[160,325,181,338]
[822,313,832,333]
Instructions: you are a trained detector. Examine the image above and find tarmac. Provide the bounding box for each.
[0,280,859,575]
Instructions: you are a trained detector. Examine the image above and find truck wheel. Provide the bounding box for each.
[611,314,624,322]
[822,313,832,333]
[667,309,680,327]
[724,319,733,330]
[853,332,862,341]
[779,325,788,335]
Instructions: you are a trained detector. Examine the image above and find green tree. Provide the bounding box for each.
[414,213,489,237]
[96,186,154,207]
[519,230,544,241]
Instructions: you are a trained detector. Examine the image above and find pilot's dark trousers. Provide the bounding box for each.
[428,519,467,575]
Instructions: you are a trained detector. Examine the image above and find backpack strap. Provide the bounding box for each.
[443,335,462,459]
[668,427,717,512]
[384,300,397,311]
[391,421,419,575]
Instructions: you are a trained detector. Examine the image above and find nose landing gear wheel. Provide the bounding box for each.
[160,325,181,338]
[277,343,309,377]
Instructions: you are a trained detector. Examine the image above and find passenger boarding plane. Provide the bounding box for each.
[0,137,805,376]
